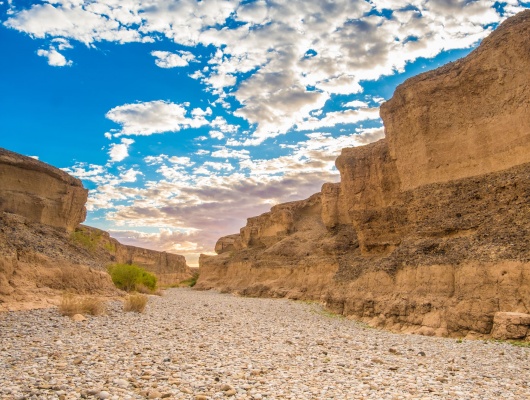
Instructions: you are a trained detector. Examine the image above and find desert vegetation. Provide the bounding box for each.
[123,293,148,313]
[70,228,102,252]
[58,293,105,316]
[107,263,157,292]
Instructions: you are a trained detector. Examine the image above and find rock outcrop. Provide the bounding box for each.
[0,150,192,310]
[197,11,530,340]
[74,225,191,287]
[0,148,88,232]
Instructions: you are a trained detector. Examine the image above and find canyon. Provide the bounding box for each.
[0,148,191,311]
[196,10,530,340]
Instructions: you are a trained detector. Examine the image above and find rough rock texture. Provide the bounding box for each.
[381,10,530,191]
[0,153,192,309]
[197,11,530,340]
[0,148,88,232]
[0,212,118,311]
[491,312,530,340]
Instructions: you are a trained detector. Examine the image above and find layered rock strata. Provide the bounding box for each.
[0,148,88,232]
[0,150,191,309]
[197,11,530,339]
[75,225,191,287]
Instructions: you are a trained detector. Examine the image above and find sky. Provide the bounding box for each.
[1,0,529,267]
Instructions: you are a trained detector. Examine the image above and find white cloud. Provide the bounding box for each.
[296,107,381,131]
[119,168,143,183]
[209,130,225,140]
[37,47,72,66]
[343,100,369,108]
[211,147,250,159]
[151,50,195,68]
[106,100,210,136]
[5,0,522,143]
[108,138,134,163]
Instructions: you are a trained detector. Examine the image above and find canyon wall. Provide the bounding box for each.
[0,148,88,232]
[197,10,530,339]
[0,150,191,310]
[74,225,191,287]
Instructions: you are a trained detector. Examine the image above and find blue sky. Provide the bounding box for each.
[1,0,529,266]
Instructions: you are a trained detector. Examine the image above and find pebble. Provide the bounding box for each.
[0,288,529,399]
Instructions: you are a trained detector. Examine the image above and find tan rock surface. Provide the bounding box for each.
[380,10,530,191]
[197,11,530,339]
[0,148,88,232]
[0,153,192,309]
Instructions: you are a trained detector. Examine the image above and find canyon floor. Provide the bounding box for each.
[1,289,529,400]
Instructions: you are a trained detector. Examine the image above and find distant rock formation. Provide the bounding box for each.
[75,225,190,287]
[197,10,530,340]
[0,148,88,231]
[0,150,191,310]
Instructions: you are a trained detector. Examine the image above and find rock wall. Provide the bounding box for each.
[380,10,530,191]
[0,148,88,232]
[75,225,191,286]
[197,10,530,339]
[0,151,192,309]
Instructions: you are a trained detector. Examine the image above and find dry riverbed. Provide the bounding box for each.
[1,288,529,399]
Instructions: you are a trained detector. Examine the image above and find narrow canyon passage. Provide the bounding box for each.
[1,289,528,399]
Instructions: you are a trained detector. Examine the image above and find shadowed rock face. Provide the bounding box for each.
[0,148,88,232]
[197,11,530,339]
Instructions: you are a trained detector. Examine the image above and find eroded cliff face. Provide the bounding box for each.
[197,10,530,339]
[74,225,191,287]
[0,151,191,310]
[0,148,88,232]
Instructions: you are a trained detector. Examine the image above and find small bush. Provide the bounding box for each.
[107,263,157,292]
[71,229,102,252]
[59,294,105,317]
[178,272,199,287]
[123,293,148,313]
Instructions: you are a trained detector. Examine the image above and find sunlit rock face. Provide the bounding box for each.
[0,149,191,309]
[0,148,88,232]
[197,11,530,339]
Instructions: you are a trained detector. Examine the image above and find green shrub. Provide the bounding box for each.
[71,229,102,252]
[107,263,157,292]
[178,272,199,287]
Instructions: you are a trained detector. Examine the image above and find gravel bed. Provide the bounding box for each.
[1,288,529,399]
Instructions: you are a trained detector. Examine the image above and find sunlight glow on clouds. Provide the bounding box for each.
[4,0,529,265]
[106,100,211,137]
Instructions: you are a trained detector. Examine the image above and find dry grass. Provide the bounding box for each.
[59,294,106,317]
[123,293,148,313]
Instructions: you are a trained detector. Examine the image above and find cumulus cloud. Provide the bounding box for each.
[37,47,72,66]
[108,138,134,162]
[106,100,210,136]
[4,0,519,142]
[151,50,195,68]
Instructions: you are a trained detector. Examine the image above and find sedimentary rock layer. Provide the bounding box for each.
[0,151,192,309]
[197,11,530,339]
[0,148,88,232]
[76,225,191,287]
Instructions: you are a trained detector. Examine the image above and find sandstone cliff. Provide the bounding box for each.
[197,10,530,340]
[0,148,88,232]
[0,150,192,310]
[74,225,191,287]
